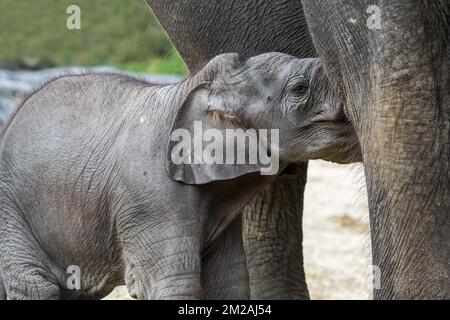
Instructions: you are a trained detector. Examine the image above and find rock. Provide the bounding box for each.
[0,96,18,127]
[0,77,34,97]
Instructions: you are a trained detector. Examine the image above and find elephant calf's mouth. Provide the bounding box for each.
[329,102,351,125]
[310,101,351,125]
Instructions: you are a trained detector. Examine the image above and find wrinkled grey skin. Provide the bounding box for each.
[151,0,450,300]
[0,272,5,299]
[147,0,318,299]
[302,0,450,299]
[0,53,357,299]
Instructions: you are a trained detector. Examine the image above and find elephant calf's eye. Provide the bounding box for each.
[291,82,308,96]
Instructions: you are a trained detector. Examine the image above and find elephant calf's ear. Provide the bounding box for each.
[166,84,262,185]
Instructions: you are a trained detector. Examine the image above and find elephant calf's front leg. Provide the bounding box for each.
[243,163,309,300]
[0,271,6,300]
[121,220,202,299]
[201,217,249,299]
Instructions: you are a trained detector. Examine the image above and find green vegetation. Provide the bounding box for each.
[0,0,188,75]
[116,50,188,75]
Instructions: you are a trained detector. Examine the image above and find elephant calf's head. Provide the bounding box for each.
[168,53,360,184]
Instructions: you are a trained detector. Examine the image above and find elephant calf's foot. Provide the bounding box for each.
[124,243,202,299]
[126,265,202,299]
[0,273,6,300]
[125,263,138,299]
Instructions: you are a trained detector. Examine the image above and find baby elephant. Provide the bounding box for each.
[0,53,358,299]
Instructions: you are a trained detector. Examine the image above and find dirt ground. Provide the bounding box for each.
[105,160,372,300]
[303,160,372,299]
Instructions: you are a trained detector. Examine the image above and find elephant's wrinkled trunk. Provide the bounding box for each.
[361,1,450,299]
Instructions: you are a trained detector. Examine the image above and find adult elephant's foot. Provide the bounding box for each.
[243,163,309,300]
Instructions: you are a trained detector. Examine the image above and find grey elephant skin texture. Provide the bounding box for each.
[302,0,450,299]
[154,0,450,299]
[0,53,358,299]
[146,0,318,299]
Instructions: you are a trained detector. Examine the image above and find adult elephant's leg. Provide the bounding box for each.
[303,0,450,299]
[243,163,309,300]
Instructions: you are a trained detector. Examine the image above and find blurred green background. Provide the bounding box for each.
[0,0,188,75]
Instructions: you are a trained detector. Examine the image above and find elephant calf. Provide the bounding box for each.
[0,53,358,299]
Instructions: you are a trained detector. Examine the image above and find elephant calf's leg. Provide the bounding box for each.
[0,271,6,300]
[1,250,61,300]
[243,163,309,300]
[121,223,202,300]
[5,273,60,300]
[0,212,61,300]
[201,217,249,299]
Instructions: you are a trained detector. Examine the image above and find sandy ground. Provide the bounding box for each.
[105,160,372,300]
[303,160,372,299]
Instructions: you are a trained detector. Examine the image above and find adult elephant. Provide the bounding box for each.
[148,0,450,299]
[146,0,316,299]
[302,0,450,299]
